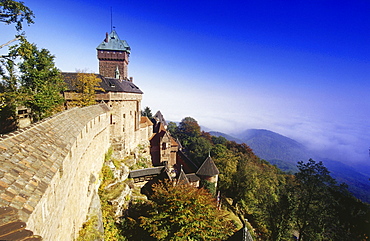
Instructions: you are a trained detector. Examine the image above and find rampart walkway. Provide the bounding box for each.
[0,104,110,240]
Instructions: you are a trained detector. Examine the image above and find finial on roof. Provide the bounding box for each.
[115,66,120,79]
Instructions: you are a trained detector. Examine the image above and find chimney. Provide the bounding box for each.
[129,77,133,82]
[105,32,109,42]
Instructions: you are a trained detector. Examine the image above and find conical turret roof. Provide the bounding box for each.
[196,156,219,176]
[177,168,190,185]
[154,110,167,126]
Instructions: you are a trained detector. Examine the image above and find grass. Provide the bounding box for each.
[99,148,127,241]
[97,145,153,240]
[76,215,102,241]
[104,182,127,200]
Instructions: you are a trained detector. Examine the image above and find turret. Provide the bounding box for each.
[196,156,219,188]
[96,30,131,80]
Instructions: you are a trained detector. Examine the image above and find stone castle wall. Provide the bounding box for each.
[0,105,111,240]
[106,93,144,157]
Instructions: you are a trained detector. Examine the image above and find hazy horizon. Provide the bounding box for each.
[1,0,369,165]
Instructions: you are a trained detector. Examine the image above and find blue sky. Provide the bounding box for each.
[1,0,370,164]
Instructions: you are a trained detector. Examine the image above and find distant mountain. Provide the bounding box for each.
[323,159,370,202]
[236,129,314,164]
[209,131,244,144]
[267,159,299,173]
[210,129,370,203]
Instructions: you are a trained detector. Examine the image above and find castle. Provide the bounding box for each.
[0,30,217,240]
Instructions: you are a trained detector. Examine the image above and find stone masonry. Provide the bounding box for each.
[104,92,143,157]
[98,57,128,80]
[0,104,111,240]
[0,29,154,240]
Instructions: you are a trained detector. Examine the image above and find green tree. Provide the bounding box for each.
[0,0,34,32]
[211,144,238,193]
[187,136,212,166]
[265,175,295,241]
[1,4,64,124]
[137,181,236,240]
[0,58,23,132]
[292,159,338,241]
[178,117,201,140]
[329,185,370,240]
[211,135,228,145]
[141,106,153,118]
[15,39,65,120]
[1,0,34,58]
[176,117,212,165]
[166,121,178,138]
[1,0,35,132]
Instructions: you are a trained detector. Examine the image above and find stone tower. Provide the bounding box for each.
[97,30,131,80]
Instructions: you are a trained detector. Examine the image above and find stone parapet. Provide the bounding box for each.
[0,104,111,240]
[64,92,142,102]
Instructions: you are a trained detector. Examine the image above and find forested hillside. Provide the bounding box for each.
[225,129,370,203]
[167,118,369,240]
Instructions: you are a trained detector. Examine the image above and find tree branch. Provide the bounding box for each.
[0,37,20,49]
[0,12,23,18]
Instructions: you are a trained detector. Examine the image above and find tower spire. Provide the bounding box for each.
[110,7,113,32]
[97,31,131,79]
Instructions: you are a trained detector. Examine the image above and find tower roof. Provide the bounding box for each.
[177,168,190,185]
[196,156,219,176]
[96,30,131,53]
[154,111,167,126]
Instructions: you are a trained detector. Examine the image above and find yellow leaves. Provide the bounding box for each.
[76,215,102,241]
[139,180,236,240]
[70,72,103,107]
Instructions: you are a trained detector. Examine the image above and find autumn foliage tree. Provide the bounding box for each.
[69,72,102,107]
[167,117,370,240]
[122,181,236,241]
